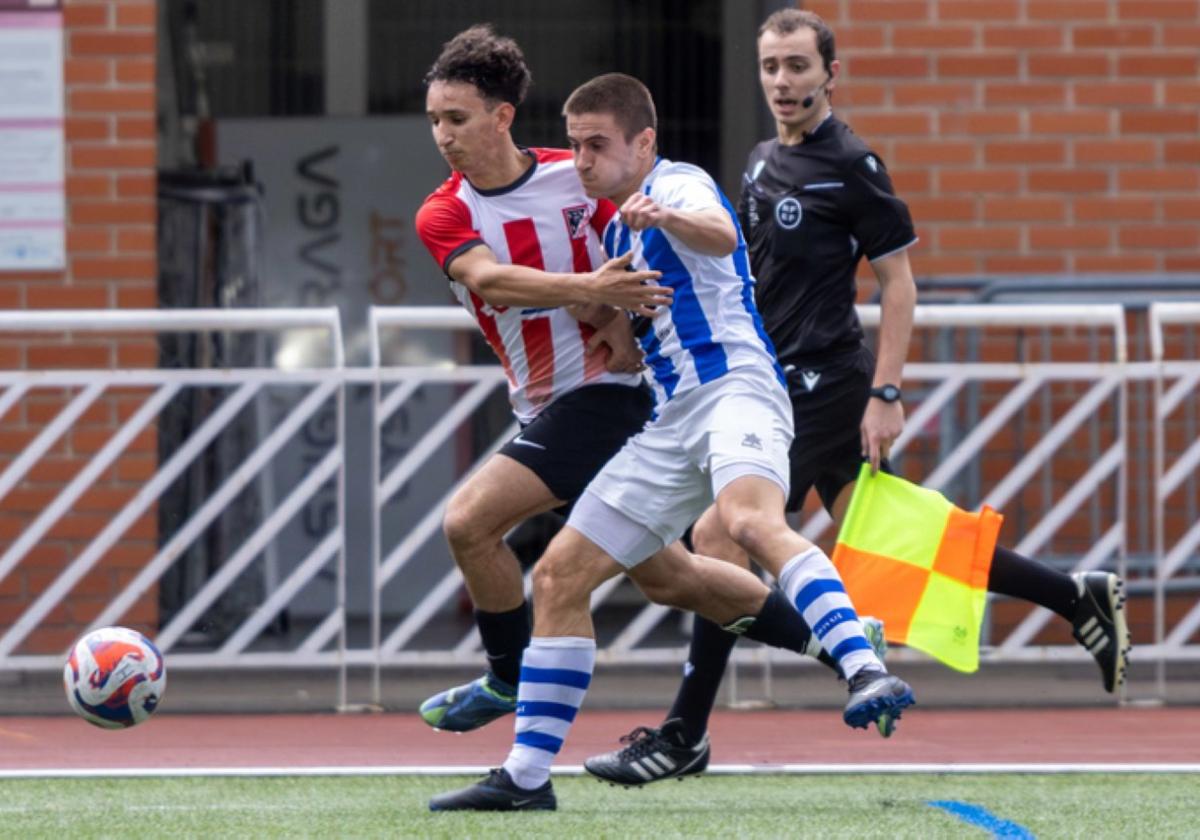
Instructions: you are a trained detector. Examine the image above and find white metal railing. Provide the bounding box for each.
[1150,303,1200,691]
[363,305,1144,687]
[600,305,1132,668]
[2,304,1197,706]
[367,307,512,702]
[0,309,351,703]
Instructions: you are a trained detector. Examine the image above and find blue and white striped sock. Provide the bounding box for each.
[779,547,882,681]
[502,635,595,790]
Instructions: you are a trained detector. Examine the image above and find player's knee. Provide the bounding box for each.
[442,491,488,557]
[722,506,773,559]
[531,555,585,614]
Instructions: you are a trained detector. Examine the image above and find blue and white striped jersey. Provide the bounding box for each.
[603,158,785,405]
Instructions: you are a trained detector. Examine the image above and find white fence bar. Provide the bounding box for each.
[155,445,342,652]
[5,303,1199,707]
[364,303,1139,685]
[0,383,104,509]
[1150,302,1200,363]
[371,302,1129,340]
[1150,303,1200,694]
[0,307,343,339]
[82,383,263,627]
[0,310,347,703]
[0,384,182,658]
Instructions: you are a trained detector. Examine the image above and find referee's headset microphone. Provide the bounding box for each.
[800,75,831,109]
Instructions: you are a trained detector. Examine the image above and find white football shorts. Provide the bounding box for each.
[568,363,793,568]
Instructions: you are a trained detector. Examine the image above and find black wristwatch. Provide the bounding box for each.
[869,384,902,403]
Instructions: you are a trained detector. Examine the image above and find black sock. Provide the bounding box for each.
[669,588,842,744]
[475,603,530,689]
[988,545,1078,621]
[815,648,841,675]
[665,616,737,745]
[742,586,840,676]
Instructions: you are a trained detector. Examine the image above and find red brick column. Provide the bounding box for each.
[0,0,158,654]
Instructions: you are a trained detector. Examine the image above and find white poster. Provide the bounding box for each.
[215,116,461,618]
[0,8,64,270]
[216,116,456,353]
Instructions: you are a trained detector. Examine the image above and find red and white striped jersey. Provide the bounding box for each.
[416,147,641,423]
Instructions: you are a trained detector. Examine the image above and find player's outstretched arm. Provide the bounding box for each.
[860,249,916,472]
[619,193,737,257]
[451,246,670,314]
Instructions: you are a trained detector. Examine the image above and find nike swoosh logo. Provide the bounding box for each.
[512,435,546,451]
[511,798,532,807]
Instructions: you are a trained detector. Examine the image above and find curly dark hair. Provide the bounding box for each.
[424,24,532,107]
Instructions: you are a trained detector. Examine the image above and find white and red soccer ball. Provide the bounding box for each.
[63,626,166,729]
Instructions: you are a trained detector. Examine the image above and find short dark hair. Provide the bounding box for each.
[759,9,836,75]
[425,24,531,107]
[563,73,657,140]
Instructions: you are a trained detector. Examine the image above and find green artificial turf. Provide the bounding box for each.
[0,772,1193,839]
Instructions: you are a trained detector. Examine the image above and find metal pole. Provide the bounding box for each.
[1151,306,1167,700]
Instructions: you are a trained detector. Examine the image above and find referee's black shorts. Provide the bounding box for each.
[785,345,892,513]
[498,381,654,503]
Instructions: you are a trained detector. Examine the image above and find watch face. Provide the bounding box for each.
[874,385,901,402]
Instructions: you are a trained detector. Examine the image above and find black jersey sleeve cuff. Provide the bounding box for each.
[441,238,487,276]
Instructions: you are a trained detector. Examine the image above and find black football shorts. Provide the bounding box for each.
[785,346,893,513]
[499,381,654,503]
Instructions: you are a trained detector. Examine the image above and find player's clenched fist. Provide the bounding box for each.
[619,192,673,231]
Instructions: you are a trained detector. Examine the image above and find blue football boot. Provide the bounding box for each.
[844,667,915,733]
[815,617,897,737]
[419,674,517,732]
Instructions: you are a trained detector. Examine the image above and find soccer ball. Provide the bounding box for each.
[63,626,166,729]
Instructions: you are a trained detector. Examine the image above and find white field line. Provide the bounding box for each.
[1,763,1198,779]
[0,803,303,814]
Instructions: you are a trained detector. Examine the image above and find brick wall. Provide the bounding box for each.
[0,0,158,654]
[803,0,1200,276]
[792,4,1198,638]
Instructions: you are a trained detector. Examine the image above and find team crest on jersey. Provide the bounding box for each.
[562,205,590,239]
[775,197,802,230]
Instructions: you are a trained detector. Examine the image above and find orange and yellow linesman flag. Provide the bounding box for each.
[832,464,1003,673]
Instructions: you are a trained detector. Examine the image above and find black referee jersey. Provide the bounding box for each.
[738,113,917,369]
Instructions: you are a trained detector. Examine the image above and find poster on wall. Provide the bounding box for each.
[215,116,461,618]
[0,0,64,270]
